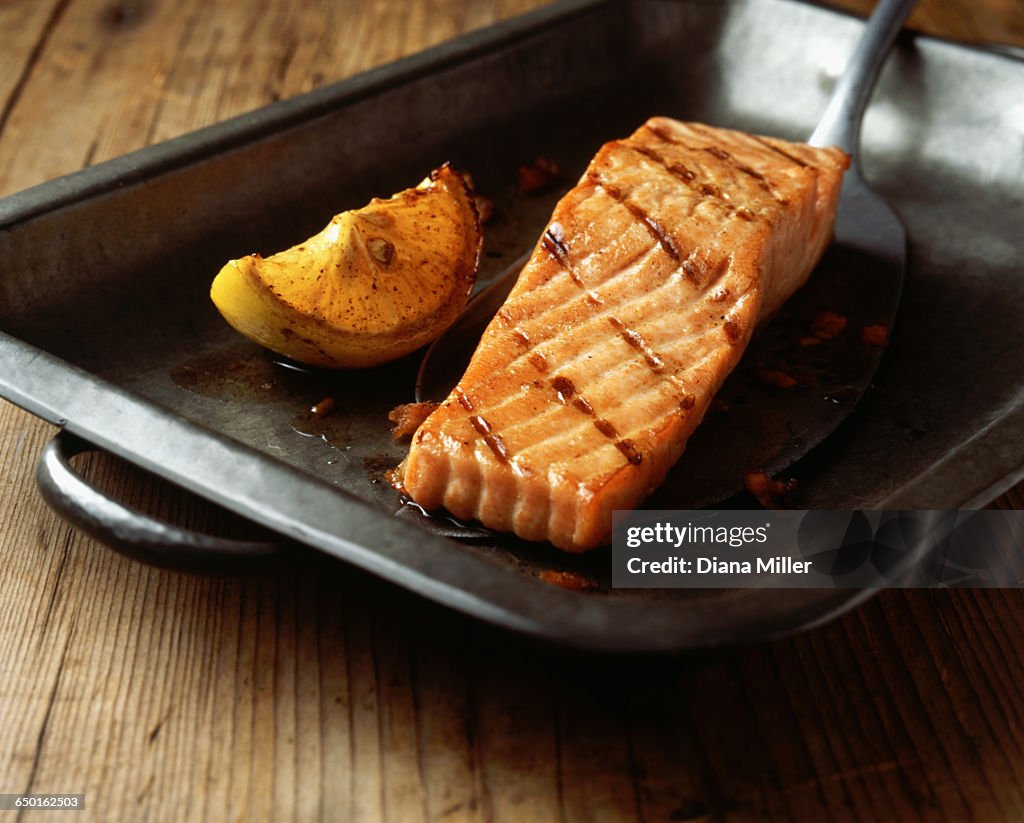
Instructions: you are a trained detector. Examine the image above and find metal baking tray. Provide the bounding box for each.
[1,0,1022,651]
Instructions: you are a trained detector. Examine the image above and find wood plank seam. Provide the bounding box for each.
[0,0,73,143]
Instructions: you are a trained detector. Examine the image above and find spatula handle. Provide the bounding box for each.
[809,0,916,154]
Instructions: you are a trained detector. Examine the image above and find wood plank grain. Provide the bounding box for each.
[0,0,68,137]
[0,0,547,198]
[833,0,1024,47]
[0,1,1023,821]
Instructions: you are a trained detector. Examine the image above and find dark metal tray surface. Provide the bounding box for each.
[1,0,1022,651]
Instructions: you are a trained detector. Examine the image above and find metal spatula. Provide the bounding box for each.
[416,0,913,511]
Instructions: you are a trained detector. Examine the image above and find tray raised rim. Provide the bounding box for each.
[1,0,1022,651]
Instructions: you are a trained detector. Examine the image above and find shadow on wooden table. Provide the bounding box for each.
[15,446,1015,820]
[294,559,1024,821]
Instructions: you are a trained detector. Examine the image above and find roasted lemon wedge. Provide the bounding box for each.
[210,164,481,368]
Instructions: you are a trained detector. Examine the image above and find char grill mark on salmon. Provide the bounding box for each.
[400,117,849,551]
[588,171,685,262]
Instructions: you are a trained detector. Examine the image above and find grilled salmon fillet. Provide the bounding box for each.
[401,118,849,551]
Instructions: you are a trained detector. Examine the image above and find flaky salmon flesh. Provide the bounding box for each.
[400,118,849,552]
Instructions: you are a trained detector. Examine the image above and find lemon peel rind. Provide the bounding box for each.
[210,164,482,369]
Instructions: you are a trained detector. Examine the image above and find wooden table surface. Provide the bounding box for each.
[2,1,1023,820]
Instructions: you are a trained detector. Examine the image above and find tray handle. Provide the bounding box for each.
[35,431,286,571]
